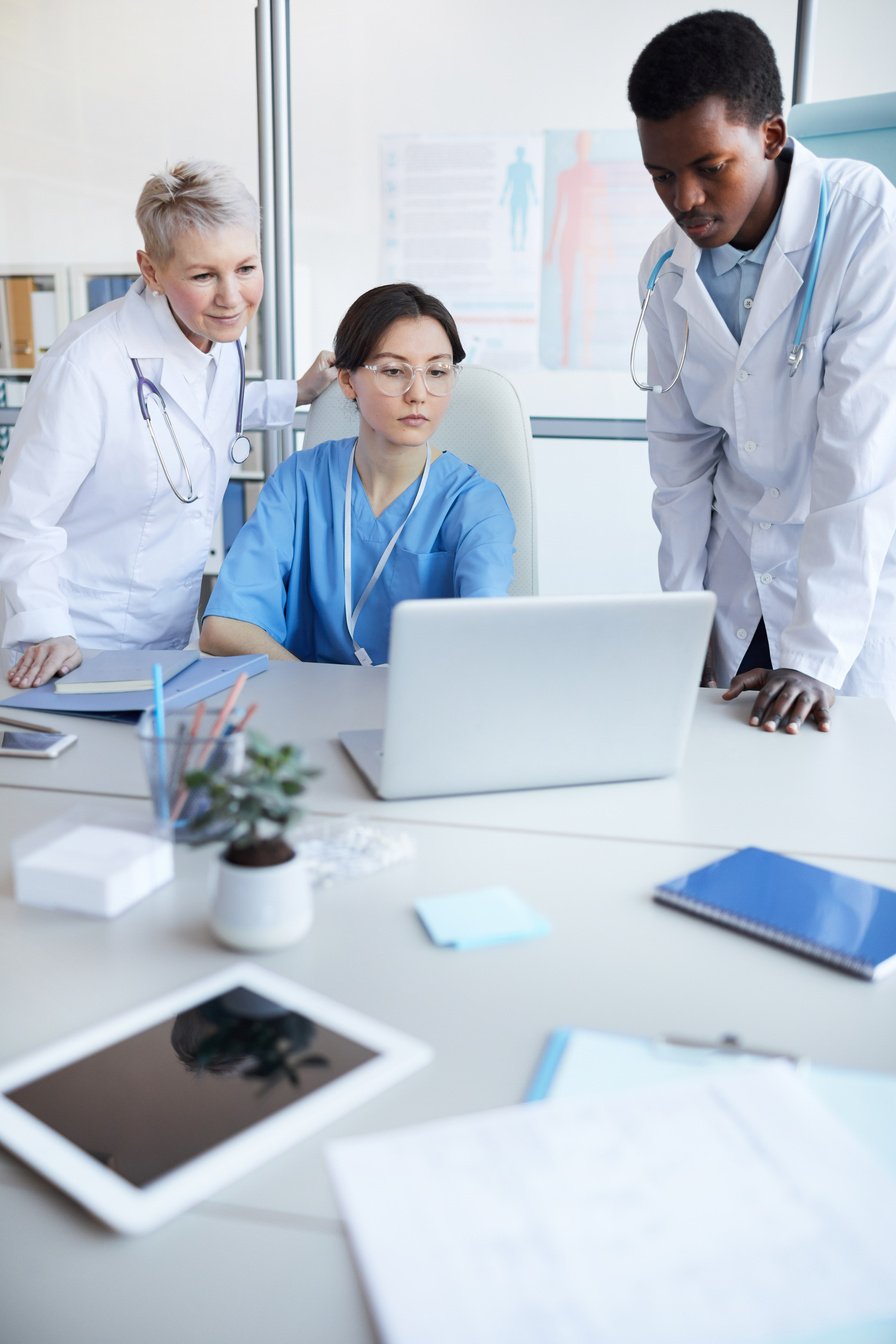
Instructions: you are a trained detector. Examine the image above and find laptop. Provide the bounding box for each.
[339,592,715,801]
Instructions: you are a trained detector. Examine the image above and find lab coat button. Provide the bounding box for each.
[769,487,781,498]
[760,572,773,584]
[736,628,748,640]
[736,370,749,382]
[744,440,757,453]
[760,521,771,530]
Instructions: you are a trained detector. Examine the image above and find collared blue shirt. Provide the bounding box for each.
[698,202,783,342]
[204,437,516,665]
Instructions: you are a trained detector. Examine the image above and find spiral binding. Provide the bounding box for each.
[654,892,873,979]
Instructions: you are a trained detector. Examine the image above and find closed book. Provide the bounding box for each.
[654,847,896,980]
[54,650,199,694]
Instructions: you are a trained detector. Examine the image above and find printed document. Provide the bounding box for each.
[328,1065,896,1344]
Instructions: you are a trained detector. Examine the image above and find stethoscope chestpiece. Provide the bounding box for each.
[787,345,805,377]
[229,434,252,466]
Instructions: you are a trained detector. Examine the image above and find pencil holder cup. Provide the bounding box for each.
[137,708,247,843]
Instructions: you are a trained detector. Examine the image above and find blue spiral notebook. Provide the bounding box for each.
[654,847,896,981]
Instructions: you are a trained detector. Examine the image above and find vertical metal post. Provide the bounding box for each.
[792,0,818,108]
[271,0,296,467]
[255,0,281,479]
[256,0,296,473]
[270,1,295,381]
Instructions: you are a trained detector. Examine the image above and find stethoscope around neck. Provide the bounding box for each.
[630,174,829,393]
[131,340,251,503]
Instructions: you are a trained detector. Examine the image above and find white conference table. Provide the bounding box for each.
[2,662,895,861]
[1,663,895,1344]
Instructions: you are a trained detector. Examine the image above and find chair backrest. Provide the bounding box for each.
[301,366,538,596]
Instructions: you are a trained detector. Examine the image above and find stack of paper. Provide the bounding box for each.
[328,1066,896,1344]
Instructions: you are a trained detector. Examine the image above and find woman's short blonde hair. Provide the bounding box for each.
[136,161,260,263]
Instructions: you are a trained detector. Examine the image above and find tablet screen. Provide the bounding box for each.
[7,986,379,1188]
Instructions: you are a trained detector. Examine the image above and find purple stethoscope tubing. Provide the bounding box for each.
[131,340,250,503]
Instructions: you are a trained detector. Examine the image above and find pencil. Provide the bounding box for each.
[196,673,249,768]
[170,699,208,823]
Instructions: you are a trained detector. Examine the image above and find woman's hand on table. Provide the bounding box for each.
[7,636,83,688]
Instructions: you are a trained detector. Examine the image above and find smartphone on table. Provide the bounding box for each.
[0,728,77,758]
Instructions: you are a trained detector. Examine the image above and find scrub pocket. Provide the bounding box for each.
[389,548,454,599]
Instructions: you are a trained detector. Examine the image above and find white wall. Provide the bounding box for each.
[2,0,891,315]
[534,438,659,596]
[0,0,259,266]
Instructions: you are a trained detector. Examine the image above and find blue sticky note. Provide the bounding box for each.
[415,887,550,950]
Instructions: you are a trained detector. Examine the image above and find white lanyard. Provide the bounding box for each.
[344,440,432,666]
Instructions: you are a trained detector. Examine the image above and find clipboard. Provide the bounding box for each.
[526,1027,896,1177]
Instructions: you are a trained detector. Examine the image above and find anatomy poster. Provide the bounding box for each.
[540,129,664,371]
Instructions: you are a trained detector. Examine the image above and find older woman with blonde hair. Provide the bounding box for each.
[0,160,334,687]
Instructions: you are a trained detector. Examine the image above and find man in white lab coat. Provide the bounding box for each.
[628,10,896,730]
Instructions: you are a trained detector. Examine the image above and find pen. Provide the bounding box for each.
[152,663,169,825]
[233,702,258,732]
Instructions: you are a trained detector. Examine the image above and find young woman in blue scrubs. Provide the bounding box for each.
[200,283,515,665]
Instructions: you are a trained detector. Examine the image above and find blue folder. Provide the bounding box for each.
[0,653,268,722]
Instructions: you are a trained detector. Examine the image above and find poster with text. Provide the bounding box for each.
[381,134,544,368]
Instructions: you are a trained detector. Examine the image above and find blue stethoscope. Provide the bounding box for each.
[131,340,251,503]
[630,175,829,393]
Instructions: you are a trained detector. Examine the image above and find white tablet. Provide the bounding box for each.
[0,963,431,1234]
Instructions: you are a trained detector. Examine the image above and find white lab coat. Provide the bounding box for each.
[0,279,296,651]
[640,139,896,709]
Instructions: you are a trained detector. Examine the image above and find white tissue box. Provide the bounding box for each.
[14,822,174,917]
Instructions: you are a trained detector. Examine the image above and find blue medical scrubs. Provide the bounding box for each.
[204,437,516,665]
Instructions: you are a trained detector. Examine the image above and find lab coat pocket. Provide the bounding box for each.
[58,575,128,643]
[389,548,454,600]
[59,575,127,608]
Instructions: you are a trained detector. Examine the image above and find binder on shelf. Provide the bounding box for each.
[85,275,133,311]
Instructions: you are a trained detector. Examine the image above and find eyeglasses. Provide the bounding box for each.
[361,360,458,397]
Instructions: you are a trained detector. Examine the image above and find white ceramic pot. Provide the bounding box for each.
[210,851,313,952]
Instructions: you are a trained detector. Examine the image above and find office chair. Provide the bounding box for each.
[301,366,538,596]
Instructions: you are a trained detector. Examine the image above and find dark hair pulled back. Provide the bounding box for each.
[334,282,465,369]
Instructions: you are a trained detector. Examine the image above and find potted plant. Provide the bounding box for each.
[184,734,318,952]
